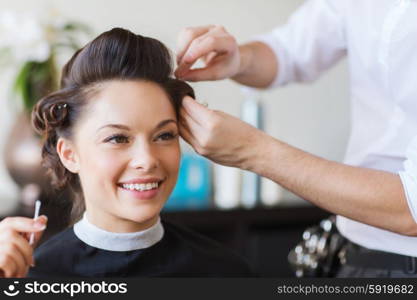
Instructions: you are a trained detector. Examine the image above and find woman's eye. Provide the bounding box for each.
[105,134,130,144]
[156,132,177,141]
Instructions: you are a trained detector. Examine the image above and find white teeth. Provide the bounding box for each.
[121,182,159,191]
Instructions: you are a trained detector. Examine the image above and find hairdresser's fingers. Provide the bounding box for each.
[204,51,218,65]
[179,119,199,149]
[179,117,214,158]
[180,108,217,158]
[176,26,237,79]
[181,25,233,65]
[182,96,213,126]
[178,61,227,82]
[176,25,215,64]
[180,105,207,138]
[0,216,47,234]
[176,33,228,77]
[180,107,203,135]
[0,253,18,278]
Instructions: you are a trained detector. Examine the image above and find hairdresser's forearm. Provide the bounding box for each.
[231,42,278,88]
[242,134,417,236]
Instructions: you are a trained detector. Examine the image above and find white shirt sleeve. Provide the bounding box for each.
[253,0,348,88]
[399,135,417,224]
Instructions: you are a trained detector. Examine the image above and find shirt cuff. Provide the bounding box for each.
[399,167,417,224]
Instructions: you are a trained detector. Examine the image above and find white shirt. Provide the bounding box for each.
[255,0,417,256]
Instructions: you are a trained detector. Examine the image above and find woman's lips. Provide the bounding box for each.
[121,187,159,200]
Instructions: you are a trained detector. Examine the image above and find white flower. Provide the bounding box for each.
[0,11,51,63]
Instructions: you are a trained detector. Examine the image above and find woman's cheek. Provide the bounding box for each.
[83,150,124,182]
[164,145,181,183]
[100,152,123,169]
[165,143,180,169]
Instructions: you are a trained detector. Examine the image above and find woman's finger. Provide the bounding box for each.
[0,216,47,233]
[31,229,46,249]
[26,215,48,248]
[4,230,35,267]
[8,246,27,278]
[0,251,18,278]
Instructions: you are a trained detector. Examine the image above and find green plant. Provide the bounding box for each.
[0,11,90,112]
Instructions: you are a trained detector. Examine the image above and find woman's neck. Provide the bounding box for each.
[85,210,159,233]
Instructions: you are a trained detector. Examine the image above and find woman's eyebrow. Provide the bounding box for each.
[97,124,130,132]
[155,119,177,129]
[96,120,176,133]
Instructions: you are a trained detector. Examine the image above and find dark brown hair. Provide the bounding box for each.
[32,27,194,221]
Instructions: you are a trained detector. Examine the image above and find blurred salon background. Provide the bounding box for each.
[0,0,349,276]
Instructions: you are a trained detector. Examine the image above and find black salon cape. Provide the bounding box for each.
[28,221,254,277]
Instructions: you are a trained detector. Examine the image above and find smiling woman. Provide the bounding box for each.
[56,80,182,233]
[0,28,253,278]
[32,28,194,227]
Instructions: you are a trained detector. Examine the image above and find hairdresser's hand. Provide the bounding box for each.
[180,96,267,169]
[175,25,241,81]
[0,216,47,278]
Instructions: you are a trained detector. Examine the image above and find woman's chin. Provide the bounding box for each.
[117,205,162,228]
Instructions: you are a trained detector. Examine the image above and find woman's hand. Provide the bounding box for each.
[0,216,47,278]
[175,25,241,82]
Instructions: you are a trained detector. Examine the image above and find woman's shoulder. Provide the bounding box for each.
[35,226,80,254]
[28,227,81,277]
[160,221,256,276]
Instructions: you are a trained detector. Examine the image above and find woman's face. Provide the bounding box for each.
[59,80,180,232]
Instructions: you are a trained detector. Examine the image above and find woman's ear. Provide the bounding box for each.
[56,137,80,173]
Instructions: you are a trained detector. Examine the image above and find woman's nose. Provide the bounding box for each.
[130,144,159,171]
